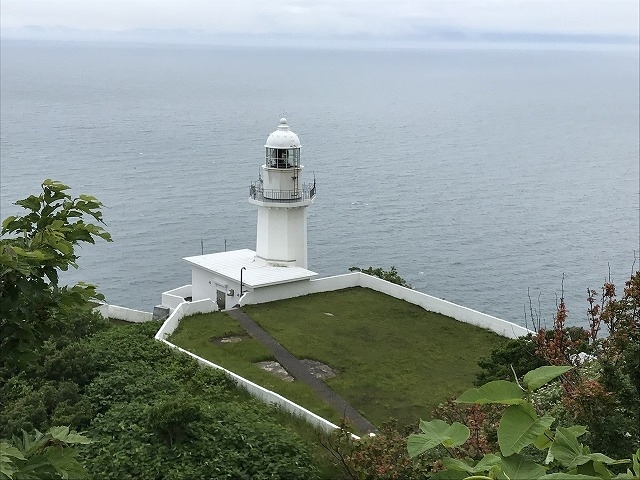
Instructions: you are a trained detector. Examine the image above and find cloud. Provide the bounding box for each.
[1,0,638,37]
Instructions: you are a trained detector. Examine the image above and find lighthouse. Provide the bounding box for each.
[249,118,316,268]
[179,118,318,310]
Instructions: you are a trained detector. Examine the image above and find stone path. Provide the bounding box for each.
[227,308,378,434]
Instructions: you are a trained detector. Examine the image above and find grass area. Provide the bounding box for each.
[244,287,508,428]
[169,311,344,425]
[169,312,346,477]
[170,287,508,431]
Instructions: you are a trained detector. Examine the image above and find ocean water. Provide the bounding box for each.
[1,40,638,328]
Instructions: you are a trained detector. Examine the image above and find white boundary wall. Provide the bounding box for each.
[154,300,349,436]
[162,285,193,311]
[94,303,153,323]
[240,272,532,339]
[155,299,218,339]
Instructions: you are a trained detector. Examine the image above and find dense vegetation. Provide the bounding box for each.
[0,181,319,479]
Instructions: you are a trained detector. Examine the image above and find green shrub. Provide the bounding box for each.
[475,334,547,385]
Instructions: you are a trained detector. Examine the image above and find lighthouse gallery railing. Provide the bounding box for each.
[249,182,316,203]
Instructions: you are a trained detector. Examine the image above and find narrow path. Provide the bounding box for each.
[227,308,378,434]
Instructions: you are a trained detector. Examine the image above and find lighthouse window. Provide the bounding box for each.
[266,148,300,168]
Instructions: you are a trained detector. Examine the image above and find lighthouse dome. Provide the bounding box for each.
[265,118,301,149]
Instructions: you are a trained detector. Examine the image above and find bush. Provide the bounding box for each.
[475,334,547,385]
[81,400,317,480]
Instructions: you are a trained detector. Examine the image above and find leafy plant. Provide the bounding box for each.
[1,179,111,367]
[349,266,412,288]
[0,426,91,479]
[408,365,635,479]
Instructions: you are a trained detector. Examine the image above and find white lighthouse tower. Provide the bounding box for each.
[178,118,318,311]
[249,118,316,268]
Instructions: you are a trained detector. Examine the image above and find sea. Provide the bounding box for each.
[1,39,638,329]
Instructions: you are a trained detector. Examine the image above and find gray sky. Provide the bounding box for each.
[1,0,638,37]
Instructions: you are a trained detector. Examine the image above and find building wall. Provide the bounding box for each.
[262,164,305,194]
[240,273,359,305]
[191,266,241,309]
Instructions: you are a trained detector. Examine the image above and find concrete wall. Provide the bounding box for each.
[154,301,351,437]
[94,303,153,323]
[191,267,241,310]
[239,273,360,305]
[162,285,193,311]
[155,299,218,339]
[240,272,532,339]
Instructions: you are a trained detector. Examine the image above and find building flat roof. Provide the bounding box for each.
[184,249,318,288]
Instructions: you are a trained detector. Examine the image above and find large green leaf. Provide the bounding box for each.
[498,403,555,456]
[48,426,91,445]
[441,422,471,448]
[501,453,547,479]
[407,419,470,458]
[549,427,619,469]
[535,425,587,450]
[443,454,502,476]
[455,380,525,405]
[523,365,573,391]
[442,457,474,472]
[45,446,88,479]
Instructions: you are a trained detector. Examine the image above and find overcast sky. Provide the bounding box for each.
[1,0,638,38]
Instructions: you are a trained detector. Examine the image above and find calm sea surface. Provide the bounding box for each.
[1,40,638,328]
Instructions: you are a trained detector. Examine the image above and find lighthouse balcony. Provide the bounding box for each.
[249,181,316,206]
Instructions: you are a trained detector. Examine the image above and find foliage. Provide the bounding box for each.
[0,426,91,480]
[408,365,637,479]
[475,334,547,385]
[349,266,412,288]
[475,272,640,460]
[81,399,316,480]
[431,399,504,458]
[146,395,203,447]
[0,179,111,367]
[320,420,434,480]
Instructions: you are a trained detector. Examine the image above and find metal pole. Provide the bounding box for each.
[239,267,246,297]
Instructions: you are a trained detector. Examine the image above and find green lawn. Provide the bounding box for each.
[168,311,344,425]
[244,287,508,428]
[170,287,508,431]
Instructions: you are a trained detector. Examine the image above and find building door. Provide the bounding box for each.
[216,290,226,310]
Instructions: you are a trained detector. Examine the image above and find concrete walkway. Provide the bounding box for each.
[227,308,378,434]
